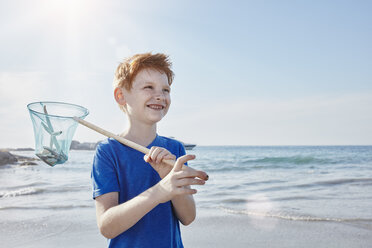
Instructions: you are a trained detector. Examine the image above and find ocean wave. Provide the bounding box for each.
[296,178,372,189]
[315,178,372,186]
[219,207,372,223]
[258,178,372,192]
[47,185,91,193]
[0,184,89,198]
[5,181,49,189]
[0,204,92,210]
[0,187,44,198]
[271,196,319,201]
[250,156,335,165]
[220,198,249,204]
[243,180,286,187]
[220,195,319,204]
[199,156,336,172]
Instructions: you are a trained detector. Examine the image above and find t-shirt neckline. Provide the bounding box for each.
[146,134,159,149]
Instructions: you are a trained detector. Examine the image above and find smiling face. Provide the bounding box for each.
[116,68,171,126]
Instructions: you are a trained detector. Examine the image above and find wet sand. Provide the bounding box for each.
[181,210,372,248]
[1,208,371,248]
[0,207,105,248]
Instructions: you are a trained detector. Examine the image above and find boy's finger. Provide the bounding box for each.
[144,155,150,162]
[157,149,169,164]
[177,187,197,195]
[176,178,205,187]
[148,146,156,155]
[145,146,156,162]
[165,154,176,161]
[175,168,209,181]
[173,154,195,172]
[150,147,162,162]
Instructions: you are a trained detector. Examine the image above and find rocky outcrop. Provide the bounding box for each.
[0,151,39,166]
[20,161,38,166]
[70,140,99,150]
[0,139,100,167]
[0,151,18,166]
[14,148,34,151]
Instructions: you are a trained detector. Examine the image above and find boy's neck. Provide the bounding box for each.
[120,121,157,147]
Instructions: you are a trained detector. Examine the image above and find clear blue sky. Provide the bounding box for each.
[0,0,371,147]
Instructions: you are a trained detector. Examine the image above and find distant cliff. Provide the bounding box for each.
[0,140,99,166]
[70,140,100,150]
[0,151,38,166]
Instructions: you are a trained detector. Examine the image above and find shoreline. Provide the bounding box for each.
[181,209,372,248]
[1,207,371,248]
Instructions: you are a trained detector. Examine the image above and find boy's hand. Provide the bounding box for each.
[144,146,176,178]
[144,146,209,181]
[155,154,206,203]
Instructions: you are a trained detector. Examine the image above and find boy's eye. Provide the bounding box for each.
[163,88,170,93]
[144,85,153,89]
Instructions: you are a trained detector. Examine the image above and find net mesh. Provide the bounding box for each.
[27,102,89,166]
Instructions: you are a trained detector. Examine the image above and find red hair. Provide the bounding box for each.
[113,52,174,90]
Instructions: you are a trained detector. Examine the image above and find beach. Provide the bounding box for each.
[0,207,105,248]
[1,146,371,247]
[1,207,371,248]
[182,210,372,248]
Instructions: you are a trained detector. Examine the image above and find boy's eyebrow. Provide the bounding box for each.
[142,81,171,87]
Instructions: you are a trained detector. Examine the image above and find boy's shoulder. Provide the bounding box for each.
[96,138,116,148]
[95,138,123,154]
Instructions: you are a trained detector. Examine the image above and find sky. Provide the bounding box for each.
[0,0,371,147]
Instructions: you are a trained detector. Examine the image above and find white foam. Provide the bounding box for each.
[0,187,42,198]
[219,206,345,222]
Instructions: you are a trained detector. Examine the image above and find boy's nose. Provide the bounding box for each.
[155,91,165,101]
[155,94,164,101]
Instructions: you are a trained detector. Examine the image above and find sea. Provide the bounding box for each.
[1,145,372,242]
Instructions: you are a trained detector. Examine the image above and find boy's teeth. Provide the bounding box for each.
[148,104,163,110]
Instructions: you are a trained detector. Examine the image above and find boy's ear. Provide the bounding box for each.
[114,87,126,105]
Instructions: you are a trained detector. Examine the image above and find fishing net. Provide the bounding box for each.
[27,101,89,166]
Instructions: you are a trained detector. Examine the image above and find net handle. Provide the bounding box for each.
[73,117,175,167]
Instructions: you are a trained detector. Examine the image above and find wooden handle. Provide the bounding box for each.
[73,117,175,167]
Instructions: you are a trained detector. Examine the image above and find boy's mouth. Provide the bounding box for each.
[147,104,165,110]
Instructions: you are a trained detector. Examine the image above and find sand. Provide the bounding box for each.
[1,208,371,248]
[181,211,372,248]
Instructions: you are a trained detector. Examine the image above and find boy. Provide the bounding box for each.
[91,52,208,247]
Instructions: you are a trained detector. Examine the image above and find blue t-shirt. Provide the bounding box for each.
[91,135,185,248]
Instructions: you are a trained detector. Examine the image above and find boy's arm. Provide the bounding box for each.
[95,187,163,239]
[171,190,196,225]
[144,147,208,226]
[95,155,205,239]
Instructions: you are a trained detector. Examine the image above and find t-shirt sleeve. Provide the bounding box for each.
[177,141,188,166]
[91,143,120,199]
[178,142,186,157]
